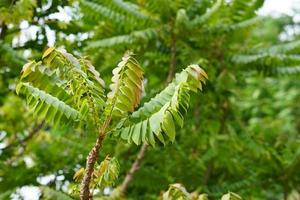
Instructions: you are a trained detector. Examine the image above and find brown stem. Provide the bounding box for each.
[0,23,7,40]
[119,144,148,194]
[194,98,201,128]
[80,134,105,200]
[218,100,228,134]
[202,160,213,185]
[3,121,44,151]
[167,31,177,83]
[80,117,111,200]
[283,188,288,200]
[4,122,45,165]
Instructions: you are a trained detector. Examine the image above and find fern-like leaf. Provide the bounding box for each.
[259,40,300,54]
[109,0,151,21]
[274,66,300,75]
[17,47,106,127]
[79,0,126,24]
[232,53,300,75]
[105,52,144,118]
[232,54,300,65]
[224,16,264,32]
[113,65,207,146]
[230,0,263,22]
[17,82,80,126]
[16,61,81,126]
[191,0,223,27]
[85,27,158,50]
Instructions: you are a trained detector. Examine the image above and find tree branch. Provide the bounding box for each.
[218,100,228,134]
[2,121,44,151]
[167,31,177,83]
[80,117,111,200]
[119,144,148,194]
[4,121,45,165]
[0,23,7,40]
[202,160,213,185]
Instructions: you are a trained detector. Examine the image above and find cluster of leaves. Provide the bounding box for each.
[75,0,300,199]
[161,183,242,200]
[15,46,207,199]
[16,47,105,128]
[72,156,120,195]
[17,47,207,147]
[79,0,300,77]
[0,0,36,24]
[113,65,207,146]
[0,0,300,199]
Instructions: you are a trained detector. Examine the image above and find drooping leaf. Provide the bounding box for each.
[221,192,243,200]
[93,156,120,189]
[113,64,207,146]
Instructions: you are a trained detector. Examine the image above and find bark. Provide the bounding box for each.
[218,100,228,134]
[119,144,148,194]
[283,188,288,200]
[0,23,7,40]
[80,134,105,200]
[80,117,111,200]
[202,160,213,185]
[3,121,44,151]
[167,32,177,83]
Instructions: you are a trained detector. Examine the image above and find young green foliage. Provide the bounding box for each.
[73,156,120,191]
[162,184,242,200]
[105,52,144,118]
[16,47,106,128]
[93,156,120,189]
[17,47,207,146]
[16,47,207,199]
[113,65,208,146]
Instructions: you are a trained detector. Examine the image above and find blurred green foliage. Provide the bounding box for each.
[0,0,299,199]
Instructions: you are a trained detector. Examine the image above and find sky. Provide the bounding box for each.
[13,0,300,199]
[259,0,300,15]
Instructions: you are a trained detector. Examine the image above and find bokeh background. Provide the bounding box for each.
[0,0,300,199]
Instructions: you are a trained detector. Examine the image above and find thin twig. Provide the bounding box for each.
[4,121,45,165]
[167,31,177,83]
[119,144,148,194]
[0,23,7,40]
[3,121,45,151]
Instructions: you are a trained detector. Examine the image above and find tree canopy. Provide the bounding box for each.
[0,0,299,200]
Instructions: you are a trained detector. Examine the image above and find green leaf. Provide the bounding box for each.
[113,65,208,146]
[18,82,80,124]
[17,47,106,127]
[221,192,243,200]
[105,52,144,118]
[162,110,176,142]
[93,156,120,189]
